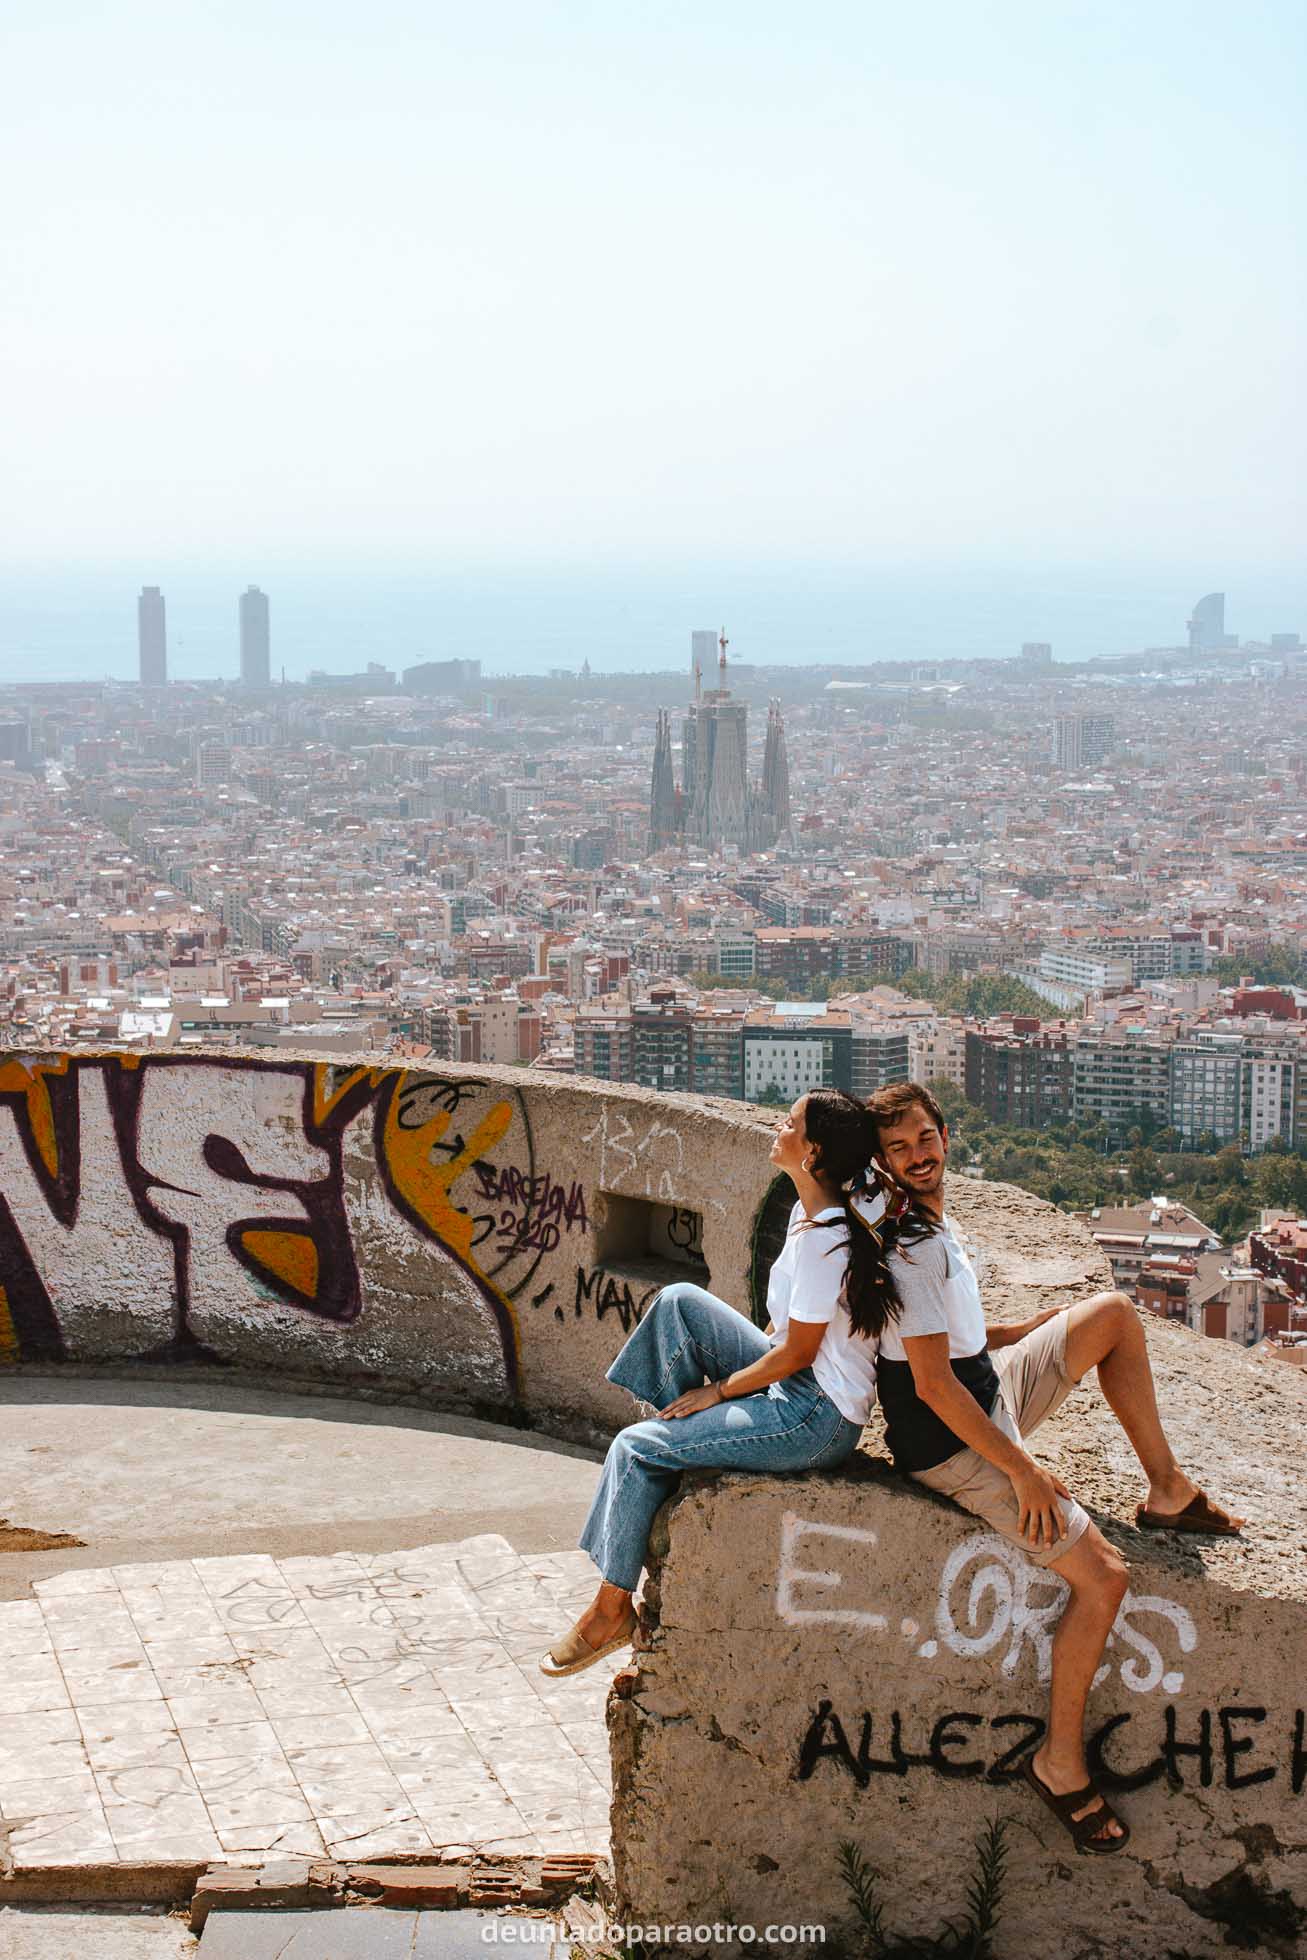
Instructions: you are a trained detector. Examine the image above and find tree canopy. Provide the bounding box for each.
[927,1078,1304,1243]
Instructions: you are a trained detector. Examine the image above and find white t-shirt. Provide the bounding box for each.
[765,1196,883,1427]
[878,1214,986,1362]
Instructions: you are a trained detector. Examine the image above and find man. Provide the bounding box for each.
[866,1080,1244,1855]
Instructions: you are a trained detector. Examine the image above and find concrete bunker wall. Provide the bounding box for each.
[0,1050,783,1439]
[612,1179,1307,1959]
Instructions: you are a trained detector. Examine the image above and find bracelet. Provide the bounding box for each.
[717,1377,731,1403]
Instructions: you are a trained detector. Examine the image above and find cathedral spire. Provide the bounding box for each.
[648,707,680,851]
[761,697,791,838]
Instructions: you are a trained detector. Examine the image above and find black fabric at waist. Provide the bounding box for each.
[877,1348,1002,1473]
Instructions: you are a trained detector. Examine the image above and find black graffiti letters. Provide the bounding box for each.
[929,1713,985,1779]
[1086,1712,1167,1792]
[796,1702,1043,1788]
[987,1713,1047,1783]
[1163,1706,1214,1788]
[797,1702,1306,1797]
[1220,1707,1276,1791]
[569,1266,658,1332]
[472,1163,589,1255]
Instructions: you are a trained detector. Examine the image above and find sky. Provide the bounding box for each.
[1,0,1304,583]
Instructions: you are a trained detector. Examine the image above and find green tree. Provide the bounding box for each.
[1253,1149,1307,1214]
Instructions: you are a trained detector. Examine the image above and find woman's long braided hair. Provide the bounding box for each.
[799,1088,934,1341]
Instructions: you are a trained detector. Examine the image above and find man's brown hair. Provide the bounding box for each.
[866,1080,947,1142]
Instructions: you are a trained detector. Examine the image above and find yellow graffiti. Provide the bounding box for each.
[382,1079,514,1264]
[238,1230,320,1304]
[0,1287,18,1365]
[310,1063,390,1130]
[0,1056,71,1182]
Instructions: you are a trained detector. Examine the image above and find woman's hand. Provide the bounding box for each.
[663,1383,724,1420]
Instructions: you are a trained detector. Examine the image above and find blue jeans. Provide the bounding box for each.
[579,1282,863,1590]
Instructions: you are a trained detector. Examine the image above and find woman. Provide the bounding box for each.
[540,1087,919,1675]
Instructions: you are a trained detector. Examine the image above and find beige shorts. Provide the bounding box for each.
[911,1310,1090,1568]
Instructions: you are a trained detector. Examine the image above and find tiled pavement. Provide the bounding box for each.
[0,1535,621,1871]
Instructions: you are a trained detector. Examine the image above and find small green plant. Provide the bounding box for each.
[836,1818,1010,1960]
[837,1839,888,1954]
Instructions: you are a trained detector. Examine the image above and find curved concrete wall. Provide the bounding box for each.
[0,1051,781,1441]
[612,1177,1307,1957]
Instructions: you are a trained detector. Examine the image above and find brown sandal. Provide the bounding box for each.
[538,1604,638,1678]
[1020,1755,1130,1855]
[1136,1489,1243,1537]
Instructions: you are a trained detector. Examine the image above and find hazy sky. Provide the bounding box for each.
[3,0,1303,573]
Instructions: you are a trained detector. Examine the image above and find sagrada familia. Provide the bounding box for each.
[648,631,792,854]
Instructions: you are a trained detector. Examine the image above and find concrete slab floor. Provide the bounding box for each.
[0,1378,605,1600]
[0,1906,197,1959]
[196,1911,572,1958]
[1,1533,618,1872]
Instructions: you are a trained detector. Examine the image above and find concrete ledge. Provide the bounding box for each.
[0,1862,207,1908]
[0,1851,602,1924]
[0,1050,783,1444]
[610,1179,1307,1960]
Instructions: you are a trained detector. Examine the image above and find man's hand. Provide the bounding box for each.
[663,1383,724,1420]
[987,1305,1065,1349]
[1011,1459,1072,1550]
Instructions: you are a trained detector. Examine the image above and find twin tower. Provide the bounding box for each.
[137,585,271,687]
[649,630,792,854]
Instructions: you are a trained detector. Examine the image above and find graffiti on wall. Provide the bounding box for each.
[470,1162,590,1257]
[579,1102,725,1215]
[776,1513,1198,1697]
[797,1698,1307,1796]
[0,1055,590,1393]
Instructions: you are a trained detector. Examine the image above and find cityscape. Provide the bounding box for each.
[4,583,1307,1368]
[4,0,1306,1940]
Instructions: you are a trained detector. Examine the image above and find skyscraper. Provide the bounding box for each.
[240,586,271,686]
[1052,713,1115,771]
[1187,592,1237,654]
[138,586,167,685]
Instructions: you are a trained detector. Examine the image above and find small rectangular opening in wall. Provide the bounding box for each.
[595,1194,708,1276]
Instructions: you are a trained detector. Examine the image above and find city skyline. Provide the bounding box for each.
[6,617,1307,1360]
[2,568,1304,687]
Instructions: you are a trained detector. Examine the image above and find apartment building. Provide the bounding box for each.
[573,989,746,1097]
[849,1021,911,1096]
[1071,1028,1174,1138]
[1037,947,1132,996]
[743,1003,853,1101]
[965,1021,1074,1127]
[909,1017,967,1090]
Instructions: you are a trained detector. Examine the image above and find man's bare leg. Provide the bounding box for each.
[1062,1291,1244,1525]
[1031,1526,1130,1842]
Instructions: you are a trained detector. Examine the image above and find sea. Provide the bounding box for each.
[0,564,1303,685]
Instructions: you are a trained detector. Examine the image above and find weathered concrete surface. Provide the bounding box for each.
[0,1378,602,1600]
[0,1058,787,1442]
[0,1908,195,1958]
[0,1053,782,1443]
[0,1535,617,1876]
[612,1177,1307,1960]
